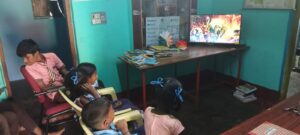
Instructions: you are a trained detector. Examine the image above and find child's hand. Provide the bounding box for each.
[115,119,129,135]
[81,83,101,98]
[81,83,94,92]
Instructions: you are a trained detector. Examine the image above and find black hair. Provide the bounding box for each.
[64,68,89,101]
[77,62,97,77]
[82,97,112,130]
[153,77,183,115]
[16,39,41,57]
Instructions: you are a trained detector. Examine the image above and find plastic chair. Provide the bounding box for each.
[20,65,73,134]
[78,110,143,135]
[97,87,140,112]
[59,89,144,134]
[59,88,143,119]
[79,117,93,135]
[79,109,143,135]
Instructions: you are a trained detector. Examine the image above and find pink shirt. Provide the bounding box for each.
[25,53,64,100]
[144,107,184,135]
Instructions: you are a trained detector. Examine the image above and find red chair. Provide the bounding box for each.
[20,65,73,134]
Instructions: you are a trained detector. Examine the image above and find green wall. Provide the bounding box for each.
[71,0,134,91]
[0,61,8,101]
[71,0,215,91]
[72,0,291,92]
[198,0,292,91]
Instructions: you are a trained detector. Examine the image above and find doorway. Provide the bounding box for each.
[287,18,300,98]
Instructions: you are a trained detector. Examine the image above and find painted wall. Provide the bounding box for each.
[197,0,292,91]
[0,61,8,101]
[0,0,72,81]
[71,0,134,91]
[71,0,215,92]
[72,0,291,92]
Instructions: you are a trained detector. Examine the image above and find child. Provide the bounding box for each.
[0,100,65,135]
[77,62,105,90]
[144,77,185,135]
[82,97,130,135]
[16,39,68,102]
[64,67,101,107]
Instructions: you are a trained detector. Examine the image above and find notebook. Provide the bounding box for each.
[249,122,299,135]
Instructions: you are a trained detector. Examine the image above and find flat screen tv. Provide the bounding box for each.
[190,14,242,44]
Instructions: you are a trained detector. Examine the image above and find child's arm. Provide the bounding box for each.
[79,96,90,106]
[35,79,62,91]
[81,83,100,98]
[58,65,69,77]
[115,120,130,135]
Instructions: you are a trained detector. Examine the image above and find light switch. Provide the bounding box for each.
[92,12,106,24]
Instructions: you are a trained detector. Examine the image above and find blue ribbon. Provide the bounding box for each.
[150,77,164,87]
[70,72,79,85]
[175,87,183,103]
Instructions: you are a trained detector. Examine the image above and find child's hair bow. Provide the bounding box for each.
[150,77,164,87]
[175,87,183,103]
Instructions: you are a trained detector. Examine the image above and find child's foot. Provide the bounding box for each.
[113,100,123,108]
[48,128,65,135]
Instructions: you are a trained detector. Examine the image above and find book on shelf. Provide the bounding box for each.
[249,122,298,135]
[150,45,170,51]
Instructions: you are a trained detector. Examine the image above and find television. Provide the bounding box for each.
[190,14,242,44]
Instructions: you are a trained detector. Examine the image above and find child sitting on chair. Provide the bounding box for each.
[64,62,123,108]
[82,97,131,135]
[64,67,101,107]
[16,39,68,102]
[144,77,185,135]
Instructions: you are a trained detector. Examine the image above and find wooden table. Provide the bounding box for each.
[222,92,300,135]
[120,45,248,108]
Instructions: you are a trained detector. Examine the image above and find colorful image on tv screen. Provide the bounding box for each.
[190,14,241,44]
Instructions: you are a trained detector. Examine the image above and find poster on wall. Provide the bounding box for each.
[146,16,180,46]
[244,0,296,10]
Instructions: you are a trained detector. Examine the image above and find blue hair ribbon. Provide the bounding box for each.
[70,72,79,85]
[175,87,183,102]
[150,77,164,87]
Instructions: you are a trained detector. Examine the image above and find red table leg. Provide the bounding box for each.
[195,62,200,104]
[141,71,147,109]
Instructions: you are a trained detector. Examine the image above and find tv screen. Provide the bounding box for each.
[190,14,242,44]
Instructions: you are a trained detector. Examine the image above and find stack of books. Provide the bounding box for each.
[233,84,257,103]
[123,49,158,66]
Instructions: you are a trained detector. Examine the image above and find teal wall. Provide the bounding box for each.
[71,0,134,91]
[0,61,8,101]
[72,0,291,92]
[198,0,292,91]
[0,0,72,81]
[71,0,214,92]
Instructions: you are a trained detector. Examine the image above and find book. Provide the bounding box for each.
[249,122,299,135]
[236,84,257,95]
[150,45,170,51]
[233,91,257,103]
[235,89,256,97]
